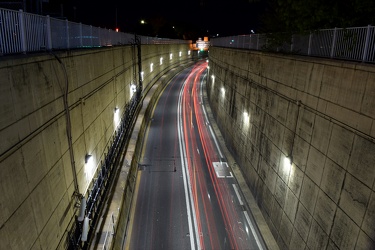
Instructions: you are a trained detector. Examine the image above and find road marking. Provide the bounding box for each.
[244,211,264,250]
[212,162,233,178]
[177,75,200,250]
[232,184,244,206]
[199,77,224,159]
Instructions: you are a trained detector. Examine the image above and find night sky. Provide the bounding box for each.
[43,0,266,40]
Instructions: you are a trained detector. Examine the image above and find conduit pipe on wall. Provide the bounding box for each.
[289,100,301,162]
[52,53,81,197]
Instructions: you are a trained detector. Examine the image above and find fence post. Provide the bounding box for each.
[308,32,312,55]
[80,22,83,47]
[99,28,101,47]
[290,35,294,52]
[330,27,337,58]
[46,15,52,50]
[362,25,372,62]
[18,9,27,54]
[65,19,70,49]
[90,25,93,47]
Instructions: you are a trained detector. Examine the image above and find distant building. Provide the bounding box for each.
[192,37,210,51]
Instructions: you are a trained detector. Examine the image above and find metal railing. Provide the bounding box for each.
[102,212,117,250]
[0,8,190,55]
[68,92,141,249]
[210,25,375,63]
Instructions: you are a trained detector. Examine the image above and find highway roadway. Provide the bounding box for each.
[124,59,265,250]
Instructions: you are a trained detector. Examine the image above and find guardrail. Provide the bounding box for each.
[0,8,190,55]
[210,25,375,63]
[68,91,141,249]
[102,212,117,250]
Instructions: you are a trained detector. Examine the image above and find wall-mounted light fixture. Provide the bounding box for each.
[188,50,191,55]
[284,155,293,167]
[131,83,136,92]
[85,154,92,164]
[179,51,182,57]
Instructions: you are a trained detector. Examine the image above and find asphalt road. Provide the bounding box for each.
[124,60,264,250]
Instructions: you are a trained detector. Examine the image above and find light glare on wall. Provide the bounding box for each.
[141,71,144,81]
[150,63,153,72]
[243,111,250,124]
[85,154,92,164]
[160,57,163,65]
[170,53,173,60]
[114,107,120,128]
[85,153,95,182]
[188,50,191,55]
[221,87,225,97]
[179,51,182,57]
[283,155,292,172]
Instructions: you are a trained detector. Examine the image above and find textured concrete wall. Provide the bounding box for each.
[207,47,375,249]
[0,44,191,249]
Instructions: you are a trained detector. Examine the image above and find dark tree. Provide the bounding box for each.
[260,0,375,33]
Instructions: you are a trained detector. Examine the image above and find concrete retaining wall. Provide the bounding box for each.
[0,44,192,249]
[207,47,375,249]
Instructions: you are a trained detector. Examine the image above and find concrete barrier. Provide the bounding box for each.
[207,47,375,249]
[0,44,195,249]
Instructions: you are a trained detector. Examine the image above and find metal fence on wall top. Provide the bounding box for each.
[210,25,375,63]
[0,8,190,55]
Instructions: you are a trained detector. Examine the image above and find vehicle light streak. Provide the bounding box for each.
[191,72,237,249]
[178,61,263,250]
[193,62,251,249]
[177,69,200,250]
[182,66,218,249]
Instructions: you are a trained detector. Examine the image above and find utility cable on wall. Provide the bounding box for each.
[52,52,81,197]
